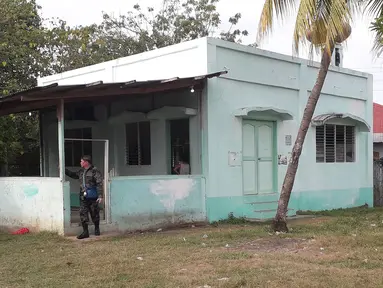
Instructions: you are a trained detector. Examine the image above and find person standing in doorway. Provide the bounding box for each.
[65,155,103,239]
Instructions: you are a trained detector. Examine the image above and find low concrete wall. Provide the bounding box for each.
[109,175,206,231]
[0,177,64,234]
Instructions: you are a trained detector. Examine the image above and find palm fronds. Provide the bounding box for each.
[257,0,354,57]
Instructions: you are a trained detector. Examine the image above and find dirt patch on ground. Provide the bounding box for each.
[289,216,332,226]
[231,237,312,253]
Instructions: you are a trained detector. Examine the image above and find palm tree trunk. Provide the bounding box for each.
[272,48,333,232]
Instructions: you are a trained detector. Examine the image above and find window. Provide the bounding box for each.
[125,122,151,165]
[316,125,355,163]
[169,119,190,175]
[64,128,92,167]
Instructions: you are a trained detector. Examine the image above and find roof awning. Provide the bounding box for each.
[0,70,227,116]
[311,113,371,132]
[233,106,293,121]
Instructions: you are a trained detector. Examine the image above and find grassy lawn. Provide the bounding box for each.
[2,207,383,288]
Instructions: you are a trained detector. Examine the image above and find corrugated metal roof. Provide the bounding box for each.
[0,70,227,116]
[311,113,371,132]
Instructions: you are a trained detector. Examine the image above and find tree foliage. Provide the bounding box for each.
[367,0,383,57]
[44,0,249,72]
[0,0,46,172]
[257,0,359,57]
[0,0,48,93]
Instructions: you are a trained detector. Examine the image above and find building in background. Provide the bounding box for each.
[374,102,383,159]
[0,38,373,235]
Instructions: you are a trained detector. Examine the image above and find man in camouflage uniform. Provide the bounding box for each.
[65,155,103,239]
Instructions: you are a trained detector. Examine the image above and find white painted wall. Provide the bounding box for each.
[0,177,64,234]
[37,37,209,86]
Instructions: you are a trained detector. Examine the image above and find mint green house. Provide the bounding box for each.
[0,37,373,235]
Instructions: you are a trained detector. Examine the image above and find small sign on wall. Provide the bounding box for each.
[278,153,292,165]
[285,135,292,146]
[228,151,242,166]
[278,154,288,165]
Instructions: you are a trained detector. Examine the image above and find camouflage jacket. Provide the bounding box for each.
[65,166,103,198]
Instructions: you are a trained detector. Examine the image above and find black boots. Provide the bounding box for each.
[94,221,100,236]
[77,223,89,239]
[77,222,100,239]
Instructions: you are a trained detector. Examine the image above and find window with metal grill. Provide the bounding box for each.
[125,121,151,166]
[316,125,355,163]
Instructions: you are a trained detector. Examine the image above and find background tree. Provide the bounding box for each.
[0,0,47,175]
[44,0,249,73]
[367,0,383,57]
[257,0,355,232]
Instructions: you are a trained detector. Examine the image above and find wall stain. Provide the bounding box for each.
[23,185,39,197]
[150,179,195,211]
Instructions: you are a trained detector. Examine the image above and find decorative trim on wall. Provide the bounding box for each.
[233,106,294,121]
[311,113,370,132]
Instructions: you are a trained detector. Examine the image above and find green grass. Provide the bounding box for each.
[2,207,383,287]
[296,204,373,217]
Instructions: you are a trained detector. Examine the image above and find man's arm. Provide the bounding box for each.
[65,168,79,179]
[94,169,104,199]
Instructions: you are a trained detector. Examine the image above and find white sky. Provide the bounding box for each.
[37,0,383,103]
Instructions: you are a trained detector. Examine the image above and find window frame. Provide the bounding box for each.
[315,124,356,164]
[125,121,151,166]
[169,118,191,175]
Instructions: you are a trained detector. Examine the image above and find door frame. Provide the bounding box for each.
[65,138,110,225]
[241,119,278,195]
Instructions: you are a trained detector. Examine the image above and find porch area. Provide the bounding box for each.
[0,72,225,235]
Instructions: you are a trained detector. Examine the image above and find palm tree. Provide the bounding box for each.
[368,0,383,56]
[257,0,355,232]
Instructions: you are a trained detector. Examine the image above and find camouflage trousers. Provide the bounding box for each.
[79,198,100,224]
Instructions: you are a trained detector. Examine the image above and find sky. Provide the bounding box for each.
[37,0,383,104]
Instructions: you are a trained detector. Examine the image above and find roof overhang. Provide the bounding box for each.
[233,106,294,121]
[311,113,371,132]
[0,70,227,116]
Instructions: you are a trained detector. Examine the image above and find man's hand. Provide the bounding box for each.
[96,197,103,204]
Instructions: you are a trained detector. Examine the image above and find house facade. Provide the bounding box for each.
[0,37,373,235]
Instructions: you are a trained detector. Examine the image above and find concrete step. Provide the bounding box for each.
[245,208,296,220]
[243,193,279,204]
[249,200,278,211]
